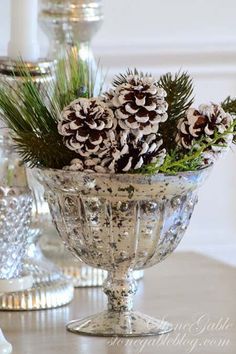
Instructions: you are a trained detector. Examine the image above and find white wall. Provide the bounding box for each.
[94,1,236,255]
[97,0,236,44]
[0,0,236,254]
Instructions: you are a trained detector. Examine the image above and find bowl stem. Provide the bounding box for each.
[103,268,137,312]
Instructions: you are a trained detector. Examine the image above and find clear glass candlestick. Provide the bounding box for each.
[0,188,32,280]
[37,167,211,337]
[39,0,103,96]
[0,131,33,292]
[0,60,74,310]
[39,0,103,59]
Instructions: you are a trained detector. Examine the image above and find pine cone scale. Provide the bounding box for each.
[145,102,157,111]
[75,130,88,142]
[125,103,139,114]
[135,115,149,123]
[135,96,146,106]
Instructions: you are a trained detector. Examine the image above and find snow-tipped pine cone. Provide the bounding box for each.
[105,131,166,173]
[176,104,233,155]
[105,72,168,138]
[58,98,116,157]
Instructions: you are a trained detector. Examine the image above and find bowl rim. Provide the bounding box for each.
[35,163,212,179]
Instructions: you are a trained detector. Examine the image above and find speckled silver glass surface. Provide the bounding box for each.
[32,170,132,289]
[37,167,211,337]
[41,230,144,287]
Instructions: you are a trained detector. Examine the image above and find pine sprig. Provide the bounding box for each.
[0,51,95,169]
[158,71,194,150]
[14,133,77,169]
[0,85,55,139]
[222,96,236,116]
[53,50,90,110]
[158,71,194,120]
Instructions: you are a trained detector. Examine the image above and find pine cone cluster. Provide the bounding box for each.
[176,104,233,154]
[58,70,234,174]
[59,71,168,173]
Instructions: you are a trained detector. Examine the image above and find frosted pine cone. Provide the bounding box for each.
[105,71,168,138]
[106,132,166,173]
[58,98,115,157]
[176,104,233,154]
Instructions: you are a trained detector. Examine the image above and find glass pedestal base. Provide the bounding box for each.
[0,231,74,311]
[0,278,73,311]
[0,275,33,294]
[66,310,173,337]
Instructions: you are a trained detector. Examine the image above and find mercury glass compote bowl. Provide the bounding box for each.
[37,167,211,337]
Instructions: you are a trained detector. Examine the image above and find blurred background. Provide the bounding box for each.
[0,0,236,264]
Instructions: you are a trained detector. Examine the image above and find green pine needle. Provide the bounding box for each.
[158,71,194,150]
[159,71,194,120]
[222,96,236,115]
[0,59,233,175]
[0,49,97,169]
[14,133,77,169]
[112,68,150,87]
[53,50,90,110]
[222,96,236,143]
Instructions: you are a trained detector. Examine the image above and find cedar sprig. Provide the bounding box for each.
[137,122,235,175]
[222,96,236,143]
